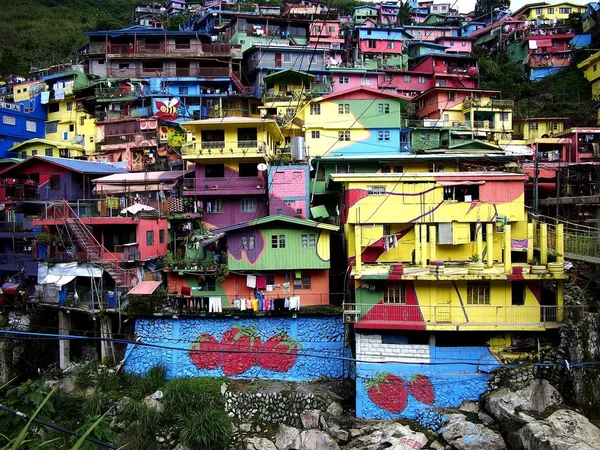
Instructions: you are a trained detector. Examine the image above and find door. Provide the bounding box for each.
[436,282,452,324]
[275,53,282,68]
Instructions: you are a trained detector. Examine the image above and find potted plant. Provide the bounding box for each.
[468,254,484,274]
[35,233,51,259]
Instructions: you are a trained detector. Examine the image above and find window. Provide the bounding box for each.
[512,281,525,305]
[45,148,53,156]
[361,77,372,86]
[79,116,85,126]
[448,91,456,101]
[146,230,155,246]
[338,131,351,141]
[50,175,60,190]
[242,235,256,250]
[467,281,490,305]
[383,285,406,303]
[500,112,509,122]
[66,102,73,111]
[384,73,393,82]
[328,25,336,33]
[338,103,350,114]
[559,7,571,14]
[271,234,286,248]
[119,63,130,69]
[32,150,37,156]
[283,53,292,63]
[63,131,68,140]
[301,234,316,248]
[429,95,435,105]
[310,103,321,115]
[20,152,26,159]
[311,130,320,139]
[529,122,538,130]
[462,40,467,47]
[535,7,543,14]
[547,7,554,14]
[206,199,223,213]
[377,130,390,141]
[178,87,188,95]
[418,76,425,83]
[159,229,165,244]
[551,121,559,131]
[594,64,597,72]
[2,116,15,126]
[314,25,322,32]
[404,75,411,83]
[387,41,395,49]
[49,103,60,114]
[199,275,216,291]
[45,121,59,134]
[367,185,386,195]
[338,76,349,84]
[239,162,258,178]
[205,163,225,178]
[69,124,75,132]
[25,120,36,132]
[241,198,257,213]
[294,275,311,289]
[378,103,390,114]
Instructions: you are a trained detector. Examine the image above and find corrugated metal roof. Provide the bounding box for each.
[127,281,162,295]
[212,215,339,233]
[34,156,128,174]
[92,171,183,184]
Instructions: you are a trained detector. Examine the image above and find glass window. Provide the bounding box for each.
[66,102,73,111]
[547,7,554,14]
[338,131,350,141]
[377,130,390,141]
[25,120,36,132]
[241,198,257,213]
[146,230,154,246]
[271,234,286,248]
[418,76,425,83]
[45,148,53,156]
[467,281,490,304]
[50,175,60,190]
[311,130,320,138]
[367,185,386,195]
[378,103,390,114]
[159,229,165,244]
[338,103,350,114]
[178,87,188,95]
[404,75,411,83]
[338,76,349,84]
[361,77,372,85]
[294,275,311,289]
[529,122,538,130]
[387,41,395,49]
[310,103,321,115]
[283,53,292,63]
[383,285,406,303]
[2,116,16,126]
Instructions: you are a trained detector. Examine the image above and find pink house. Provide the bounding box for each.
[404,25,459,42]
[327,69,384,93]
[435,36,474,54]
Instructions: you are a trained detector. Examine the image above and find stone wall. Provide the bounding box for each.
[125,316,349,381]
[356,333,430,363]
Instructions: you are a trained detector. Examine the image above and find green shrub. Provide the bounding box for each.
[178,407,231,450]
[120,400,161,433]
[122,365,166,400]
[163,378,224,417]
[83,389,109,416]
[71,414,117,450]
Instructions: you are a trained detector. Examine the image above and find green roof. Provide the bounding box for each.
[212,215,339,233]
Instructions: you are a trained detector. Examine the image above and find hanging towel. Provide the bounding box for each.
[41,91,50,104]
[246,275,257,288]
[393,235,398,248]
[256,276,267,289]
[289,296,301,310]
[266,285,273,292]
[54,88,65,100]
[284,297,290,309]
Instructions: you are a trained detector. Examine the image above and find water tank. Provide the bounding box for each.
[291,136,305,160]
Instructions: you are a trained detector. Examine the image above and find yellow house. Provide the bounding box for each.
[513,117,568,139]
[180,117,284,160]
[578,51,600,124]
[45,97,96,157]
[7,138,86,159]
[512,2,586,21]
[332,171,566,332]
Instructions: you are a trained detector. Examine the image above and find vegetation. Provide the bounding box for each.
[0,0,136,76]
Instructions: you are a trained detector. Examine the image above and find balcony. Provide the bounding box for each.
[94,86,143,101]
[207,107,250,118]
[181,140,268,159]
[183,177,265,196]
[343,303,579,330]
[37,198,169,222]
[463,98,515,111]
[2,182,39,202]
[100,131,157,148]
[465,120,496,130]
[106,43,242,58]
[106,66,230,79]
[528,55,571,68]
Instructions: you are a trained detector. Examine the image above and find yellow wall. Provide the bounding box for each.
[513,118,567,139]
[46,98,96,155]
[11,142,85,159]
[520,3,585,20]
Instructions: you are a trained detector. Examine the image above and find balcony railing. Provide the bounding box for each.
[106,43,241,58]
[182,177,265,195]
[343,303,578,329]
[181,140,267,158]
[463,98,515,110]
[38,198,169,220]
[101,131,156,146]
[106,66,230,79]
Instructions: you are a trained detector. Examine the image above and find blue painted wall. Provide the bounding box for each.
[0,95,46,158]
[530,66,564,81]
[356,346,500,422]
[328,128,411,157]
[125,316,349,381]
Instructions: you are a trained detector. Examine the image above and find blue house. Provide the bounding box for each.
[0,95,46,158]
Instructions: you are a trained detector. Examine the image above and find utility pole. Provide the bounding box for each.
[534,143,539,212]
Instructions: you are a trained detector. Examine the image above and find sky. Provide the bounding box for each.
[454,0,583,14]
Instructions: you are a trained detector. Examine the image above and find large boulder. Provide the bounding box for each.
[247,437,277,450]
[440,414,506,450]
[300,410,321,430]
[299,430,340,450]
[484,379,562,424]
[275,424,302,450]
[513,409,600,450]
[347,422,428,450]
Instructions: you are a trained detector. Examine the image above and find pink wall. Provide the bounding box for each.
[359,40,403,54]
[437,39,472,53]
[137,219,169,260]
[269,166,308,218]
[417,90,467,119]
[331,73,373,92]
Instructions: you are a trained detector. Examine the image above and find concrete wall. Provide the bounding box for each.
[125,316,348,381]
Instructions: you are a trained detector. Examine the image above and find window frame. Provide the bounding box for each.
[467,281,490,305]
[383,285,406,304]
[146,230,155,246]
[241,197,257,213]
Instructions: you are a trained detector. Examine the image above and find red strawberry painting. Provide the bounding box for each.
[221,324,261,376]
[189,333,221,370]
[365,372,407,413]
[257,331,303,372]
[408,374,435,405]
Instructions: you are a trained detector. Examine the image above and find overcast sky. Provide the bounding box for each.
[454,0,580,14]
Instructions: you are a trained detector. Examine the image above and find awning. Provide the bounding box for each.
[502,144,534,156]
[38,262,104,281]
[94,182,176,194]
[437,181,485,187]
[127,280,162,295]
[528,40,538,50]
[39,275,76,286]
[1,283,20,296]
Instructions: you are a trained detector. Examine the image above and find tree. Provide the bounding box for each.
[474,0,510,21]
[397,2,412,26]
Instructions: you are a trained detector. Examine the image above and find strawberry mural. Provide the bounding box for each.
[189,333,221,370]
[257,331,303,372]
[365,372,408,413]
[408,374,435,405]
[221,324,261,376]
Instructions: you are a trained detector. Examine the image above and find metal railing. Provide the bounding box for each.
[463,98,515,110]
[533,216,600,261]
[343,303,577,328]
[39,198,168,219]
[181,140,267,157]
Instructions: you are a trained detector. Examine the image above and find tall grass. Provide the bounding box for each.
[177,407,231,450]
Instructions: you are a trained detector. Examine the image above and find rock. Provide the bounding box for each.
[484,379,562,425]
[326,402,344,417]
[240,423,252,432]
[156,437,165,443]
[513,409,600,450]
[247,437,277,450]
[328,426,349,443]
[275,424,302,450]
[299,430,340,450]
[349,422,428,450]
[116,397,131,414]
[300,410,321,430]
[143,394,164,413]
[440,414,505,450]
[172,444,190,450]
[429,441,445,450]
[477,412,494,426]
[459,401,479,413]
[349,429,363,438]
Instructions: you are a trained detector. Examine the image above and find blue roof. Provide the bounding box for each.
[34,156,128,174]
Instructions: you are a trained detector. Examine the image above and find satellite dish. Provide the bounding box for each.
[0,204,5,211]
[257,163,268,172]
